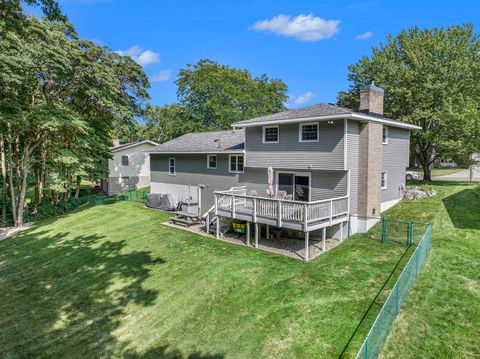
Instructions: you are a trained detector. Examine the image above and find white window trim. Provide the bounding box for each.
[381,171,387,189]
[383,126,389,144]
[275,171,312,202]
[207,154,217,169]
[229,154,244,173]
[262,125,279,144]
[299,122,319,143]
[169,157,176,176]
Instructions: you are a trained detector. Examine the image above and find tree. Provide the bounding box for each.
[337,24,480,181]
[140,104,187,143]
[176,59,288,131]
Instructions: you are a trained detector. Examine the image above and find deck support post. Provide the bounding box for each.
[254,222,259,248]
[246,221,251,246]
[340,222,344,242]
[322,227,326,252]
[305,231,310,261]
[266,225,270,240]
[216,216,220,239]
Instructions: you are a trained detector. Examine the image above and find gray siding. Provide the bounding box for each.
[381,127,410,203]
[346,120,360,214]
[150,153,347,213]
[245,120,345,170]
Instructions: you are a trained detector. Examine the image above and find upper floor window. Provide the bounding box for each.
[262,125,279,143]
[381,171,387,189]
[121,156,129,166]
[299,122,319,142]
[207,154,217,169]
[383,126,389,144]
[169,157,175,175]
[229,155,244,173]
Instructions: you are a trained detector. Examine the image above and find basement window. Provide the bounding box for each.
[121,156,129,166]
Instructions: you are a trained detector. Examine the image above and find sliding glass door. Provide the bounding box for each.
[277,172,310,201]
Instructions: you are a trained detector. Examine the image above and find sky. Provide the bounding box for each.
[29,0,480,108]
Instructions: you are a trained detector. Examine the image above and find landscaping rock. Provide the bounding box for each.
[404,186,436,200]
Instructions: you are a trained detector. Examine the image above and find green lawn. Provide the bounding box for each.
[409,167,465,177]
[0,201,405,358]
[381,182,480,358]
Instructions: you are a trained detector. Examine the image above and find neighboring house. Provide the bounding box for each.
[148,85,421,240]
[107,140,158,195]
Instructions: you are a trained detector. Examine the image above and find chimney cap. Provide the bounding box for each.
[360,83,384,94]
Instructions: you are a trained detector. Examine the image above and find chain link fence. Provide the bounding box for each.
[355,223,432,359]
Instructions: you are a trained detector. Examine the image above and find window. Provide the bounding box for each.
[383,126,389,144]
[207,154,217,169]
[299,122,319,142]
[381,171,387,189]
[262,125,279,143]
[229,155,244,173]
[169,158,175,175]
[121,156,129,166]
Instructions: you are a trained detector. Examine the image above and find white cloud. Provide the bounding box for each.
[289,92,315,106]
[151,70,172,82]
[250,14,340,41]
[355,31,373,40]
[116,46,160,66]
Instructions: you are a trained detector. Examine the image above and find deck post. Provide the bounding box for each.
[322,227,326,252]
[254,222,259,248]
[303,203,308,231]
[304,231,310,261]
[253,198,257,222]
[266,224,270,240]
[246,221,251,246]
[340,222,344,242]
[216,215,220,239]
[277,201,282,227]
[231,195,235,219]
[329,200,333,225]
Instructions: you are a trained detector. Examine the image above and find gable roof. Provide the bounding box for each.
[233,103,422,130]
[148,129,245,154]
[110,140,158,153]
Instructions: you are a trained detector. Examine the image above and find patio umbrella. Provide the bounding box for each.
[267,166,274,197]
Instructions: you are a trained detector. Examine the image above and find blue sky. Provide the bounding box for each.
[30,0,480,108]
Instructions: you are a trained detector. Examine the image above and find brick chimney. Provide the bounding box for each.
[359,83,384,117]
[357,83,384,223]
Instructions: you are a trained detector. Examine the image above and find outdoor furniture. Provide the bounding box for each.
[248,190,259,196]
[285,194,293,200]
[171,211,202,227]
[276,190,287,199]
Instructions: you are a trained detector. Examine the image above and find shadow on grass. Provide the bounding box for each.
[442,188,480,230]
[124,344,224,359]
[0,223,165,357]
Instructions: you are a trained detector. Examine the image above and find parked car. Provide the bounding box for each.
[406,170,421,180]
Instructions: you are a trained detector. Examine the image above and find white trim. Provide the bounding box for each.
[298,122,319,143]
[148,150,245,154]
[207,154,217,169]
[344,119,348,170]
[381,171,387,189]
[233,113,422,130]
[169,157,176,176]
[262,125,279,144]
[228,154,244,173]
[381,198,401,212]
[382,126,389,144]
[111,140,159,152]
[275,170,312,201]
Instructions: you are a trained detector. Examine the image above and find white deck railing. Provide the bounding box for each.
[214,188,348,230]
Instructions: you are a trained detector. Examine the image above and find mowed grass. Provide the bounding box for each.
[0,201,404,358]
[381,182,480,358]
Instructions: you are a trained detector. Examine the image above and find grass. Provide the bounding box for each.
[381,182,480,358]
[0,202,405,358]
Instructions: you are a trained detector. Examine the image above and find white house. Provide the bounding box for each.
[107,140,158,195]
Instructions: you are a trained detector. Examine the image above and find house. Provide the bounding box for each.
[148,85,421,258]
[106,140,158,195]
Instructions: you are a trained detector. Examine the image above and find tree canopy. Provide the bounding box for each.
[338,24,480,180]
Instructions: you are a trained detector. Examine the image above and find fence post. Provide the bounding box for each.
[407,220,413,246]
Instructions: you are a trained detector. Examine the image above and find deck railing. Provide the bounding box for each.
[215,188,348,230]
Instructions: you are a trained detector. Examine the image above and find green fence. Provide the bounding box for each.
[0,190,149,228]
[355,223,432,359]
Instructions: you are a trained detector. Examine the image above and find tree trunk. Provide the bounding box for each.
[422,163,432,182]
[0,136,6,224]
[75,176,81,198]
[7,137,17,226]
[15,147,31,226]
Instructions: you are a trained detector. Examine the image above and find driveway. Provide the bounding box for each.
[432,169,480,181]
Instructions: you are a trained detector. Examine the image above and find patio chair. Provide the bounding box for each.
[275,190,287,199]
[248,189,259,196]
[284,193,293,200]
